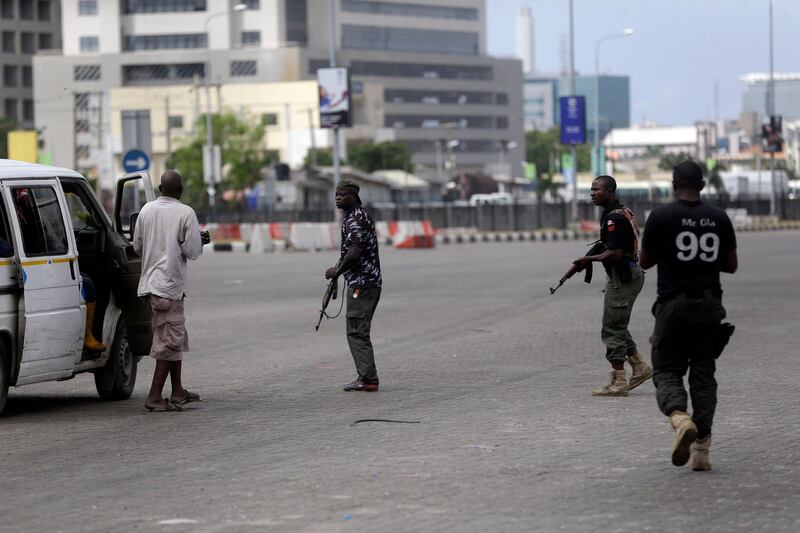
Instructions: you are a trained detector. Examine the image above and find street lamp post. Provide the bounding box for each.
[203,3,247,222]
[593,28,634,176]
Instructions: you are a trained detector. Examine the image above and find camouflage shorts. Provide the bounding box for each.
[149,295,189,361]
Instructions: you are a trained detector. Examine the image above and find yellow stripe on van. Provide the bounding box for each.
[0,260,12,266]
[21,257,75,267]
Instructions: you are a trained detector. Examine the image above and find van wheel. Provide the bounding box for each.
[94,319,137,400]
[0,346,8,416]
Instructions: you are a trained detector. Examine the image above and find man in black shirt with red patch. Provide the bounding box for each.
[572,175,651,397]
[640,161,738,471]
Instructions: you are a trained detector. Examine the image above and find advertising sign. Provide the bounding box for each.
[317,67,351,128]
[762,115,783,153]
[559,95,586,145]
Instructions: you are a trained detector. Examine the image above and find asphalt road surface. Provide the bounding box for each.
[2,231,799,532]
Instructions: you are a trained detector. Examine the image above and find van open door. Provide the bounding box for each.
[107,172,156,356]
[2,181,83,384]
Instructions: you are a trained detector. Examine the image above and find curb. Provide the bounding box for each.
[436,230,598,245]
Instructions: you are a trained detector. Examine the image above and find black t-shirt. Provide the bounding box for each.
[600,201,636,256]
[641,199,737,297]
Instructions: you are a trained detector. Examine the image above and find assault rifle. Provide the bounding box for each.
[315,261,342,331]
[549,240,606,295]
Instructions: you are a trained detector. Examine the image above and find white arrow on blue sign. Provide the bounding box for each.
[122,149,150,173]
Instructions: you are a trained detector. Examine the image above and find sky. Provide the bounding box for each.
[486,0,800,126]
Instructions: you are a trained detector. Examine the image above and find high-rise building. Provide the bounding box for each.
[0,0,61,130]
[515,7,534,75]
[35,0,523,183]
[741,73,800,125]
[522,73,630,141]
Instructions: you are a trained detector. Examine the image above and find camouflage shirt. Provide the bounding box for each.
[341,206,382,289]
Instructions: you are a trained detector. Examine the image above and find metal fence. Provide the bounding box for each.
[203,198,800,230]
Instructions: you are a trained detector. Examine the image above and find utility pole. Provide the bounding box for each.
[329,0,341,223]
[307,107,317,167]
[768,0,777,216]
[568,0,578,223]
[164,96,172,170]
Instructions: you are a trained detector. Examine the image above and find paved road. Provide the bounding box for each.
[2,231,799,532]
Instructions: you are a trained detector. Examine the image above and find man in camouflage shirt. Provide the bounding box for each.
[326,180,383,391]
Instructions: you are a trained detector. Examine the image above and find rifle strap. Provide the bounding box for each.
[611,207,640,262]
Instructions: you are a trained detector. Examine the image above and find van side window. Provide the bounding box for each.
[0,198,14,257]
[64,190,100,232]
[12,186,69,257]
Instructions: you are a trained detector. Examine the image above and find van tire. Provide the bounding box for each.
[0,346,8,416]
[94,319,137,400]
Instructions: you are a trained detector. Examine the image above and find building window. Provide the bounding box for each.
[123,0,206,14]
[80,36,98,52]
[78,0,96,15]
[230,60,256,77]
[4,98,17,120]
[38,32,53,50]
[21,32,35,53]
[312,60,492,81]
[2,31,14,53]
[168,115,184,129]
[37,0,51,21]
[23,99,33,122]
[3,65,17,87]
[124,33,207,51]
[285,0,306,44]
[20,0,34,19]
[240,31,260,47]
[384,89,494,105]
[261,113,278,126]
[1,0,13,19]
[22,66,32,87]
[73,64,101,81]
[496,116,509,129]
[242,0,259,8]
[384,114,495,129]
[342,24,478,56]
[122,63,205,85]
[341,1,478,20]
[496,93,508,105]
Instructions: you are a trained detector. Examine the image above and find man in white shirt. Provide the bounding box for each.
[133,170,210,412]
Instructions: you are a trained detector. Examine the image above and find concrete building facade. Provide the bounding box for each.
[522,73,630,141]
[0,0,60,129]
[35,0,523,185]
[741,73,800,126]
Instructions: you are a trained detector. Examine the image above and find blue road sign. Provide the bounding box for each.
[122,149,150,173]
[560,96,587,145]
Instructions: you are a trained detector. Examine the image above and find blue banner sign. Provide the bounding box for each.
[560,96,586,145]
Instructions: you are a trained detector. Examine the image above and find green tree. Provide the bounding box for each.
[525,128,591,200]
[0,117,18,159]
[168,112,273,208]
[303,147,334,167]
[658,152,726,193]
[348,141,413,173]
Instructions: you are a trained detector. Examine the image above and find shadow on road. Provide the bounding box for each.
[2,395,112,419]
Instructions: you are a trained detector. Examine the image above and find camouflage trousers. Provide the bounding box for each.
[601,265,644,363]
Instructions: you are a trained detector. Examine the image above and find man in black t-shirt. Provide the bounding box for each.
[640,161,738,471]
[572,175,651,397]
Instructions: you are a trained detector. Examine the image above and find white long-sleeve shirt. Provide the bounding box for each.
[133,196,203,299]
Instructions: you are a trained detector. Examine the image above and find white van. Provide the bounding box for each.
[0,160,156,415]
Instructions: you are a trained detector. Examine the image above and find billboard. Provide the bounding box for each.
[762,115,782,153]
[7,131,38,163]
[317,67,351,128]
[559,95,586,145]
